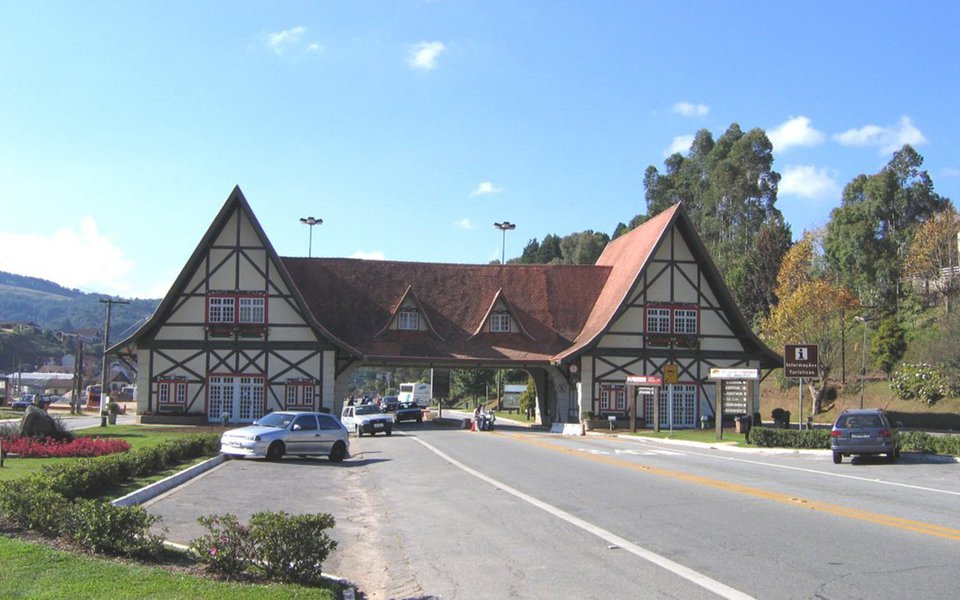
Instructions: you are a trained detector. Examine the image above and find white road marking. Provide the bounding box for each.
[617,438,960,498]
[413,436,755,600]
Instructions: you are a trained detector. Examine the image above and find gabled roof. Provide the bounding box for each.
[469,288,535,341]
[281,258,609,364]
[110,186,358,356]
[374,285,444,341]
[552,203,781,368]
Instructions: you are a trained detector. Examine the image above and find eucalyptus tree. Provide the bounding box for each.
[824,145,949,311]
[642,124,790,324]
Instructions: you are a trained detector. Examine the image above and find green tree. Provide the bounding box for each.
[518,378,537,418]
[643,124,790,324]
[870,313,907,378]
[824,145,949,310]
[451,368,495,404]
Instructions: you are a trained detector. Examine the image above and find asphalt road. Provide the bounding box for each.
[144,420,960,599]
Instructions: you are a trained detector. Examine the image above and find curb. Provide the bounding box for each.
[112,454,227,507]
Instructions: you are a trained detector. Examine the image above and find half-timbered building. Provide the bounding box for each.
[115,187,780,427]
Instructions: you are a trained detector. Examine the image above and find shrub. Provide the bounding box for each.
[0,476,68,535]
[747,426,830,449]
[771,408,791,428]
[191,511,337,584]
[249,511,337,584]
[891,363,953,405]
[900,431,960,456]
[64,499,166,559]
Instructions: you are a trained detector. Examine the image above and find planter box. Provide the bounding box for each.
[139,413,207,426]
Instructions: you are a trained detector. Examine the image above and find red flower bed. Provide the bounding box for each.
[0,435,131,458]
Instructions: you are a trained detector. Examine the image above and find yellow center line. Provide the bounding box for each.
[497,431,960,542]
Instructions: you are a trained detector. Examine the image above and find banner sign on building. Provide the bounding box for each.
[783,344,818,378]
[626,375,662,385]
[708,368,759,380]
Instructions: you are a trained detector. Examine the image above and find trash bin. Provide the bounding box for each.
[735,415,750,434]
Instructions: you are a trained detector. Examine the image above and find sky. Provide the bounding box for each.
[1,1,959,299]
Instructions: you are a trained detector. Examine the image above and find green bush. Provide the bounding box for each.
[191,511,337,584]
[747,426,830,449]
[900,431,960,456]
[0,476,68,535]
[65,499,166,559]
[250,511,337,584]
[190,514,255,580]
[891,363,953,405]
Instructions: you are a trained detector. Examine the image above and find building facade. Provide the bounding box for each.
[114,187,781,426]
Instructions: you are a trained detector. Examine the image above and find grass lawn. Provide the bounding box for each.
[0,535,339,599]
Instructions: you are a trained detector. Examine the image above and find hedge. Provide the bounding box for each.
[747,426,960,456]
[0,433,221,559]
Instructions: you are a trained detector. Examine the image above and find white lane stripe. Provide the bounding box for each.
[411,436,755,600]
[622,438,960,497]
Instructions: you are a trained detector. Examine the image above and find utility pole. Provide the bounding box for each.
[99,298,129,426]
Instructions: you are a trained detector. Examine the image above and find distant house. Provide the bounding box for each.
[0,320,42,335]
[112,187,780,427]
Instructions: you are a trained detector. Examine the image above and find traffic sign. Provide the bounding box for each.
[663,364,679,384]
[784,344,818,378]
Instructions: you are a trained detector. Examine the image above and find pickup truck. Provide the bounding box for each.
[340,404,394,437]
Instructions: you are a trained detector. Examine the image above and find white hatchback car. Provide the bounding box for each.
[220,411,349,462]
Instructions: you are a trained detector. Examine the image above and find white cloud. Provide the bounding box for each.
[267,26,307,54]
[672,102,709,118]
[664,134,694,157]
[455,219,476,229]
[767,116,825,152]
[0,217,136,296]
[408,41,446,70]
[779,165,840,200]
[470,181,503,196]
[350,250,386,260]
[833,116,927,154]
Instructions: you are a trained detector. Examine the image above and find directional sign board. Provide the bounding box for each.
[784,344,818,378]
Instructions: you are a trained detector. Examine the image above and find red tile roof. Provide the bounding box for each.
[281,258,611,364]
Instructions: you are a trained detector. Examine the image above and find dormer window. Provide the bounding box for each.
[490,312,511,332]
[398,309,420,331]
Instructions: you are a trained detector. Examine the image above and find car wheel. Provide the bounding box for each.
[329,441,347,463]
[266,441,284,462]
[887,450,897,462]
[356,425,362,437]
[417,416,422,423]
[895,446,901,459]
[386,427,393,436]
[832,451,842,464]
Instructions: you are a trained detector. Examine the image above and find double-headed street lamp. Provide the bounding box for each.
[493,221,516,265]
[300,216,323,258]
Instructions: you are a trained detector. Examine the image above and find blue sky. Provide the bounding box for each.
[1,1,958,299]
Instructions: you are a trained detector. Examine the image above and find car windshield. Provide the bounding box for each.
[354,405,382,415]
[256,413,296,428]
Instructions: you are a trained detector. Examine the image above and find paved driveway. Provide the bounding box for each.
[144,444,423,599]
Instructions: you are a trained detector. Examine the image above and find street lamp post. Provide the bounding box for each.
[99,298,129,427]
[854,315,878,409]
[493,221,516,265]
[299,217,323,258]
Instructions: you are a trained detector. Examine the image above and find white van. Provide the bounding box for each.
[397,382,431,408]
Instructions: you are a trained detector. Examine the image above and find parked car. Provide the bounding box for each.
[11,395,37,410]
[220,411,349,462]
[831,408,901,464]
[394,401,423,423]
[341,404,394,436]
[381,395,399,412]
